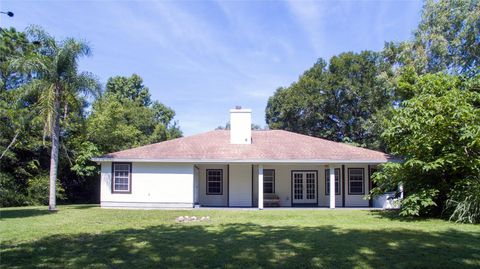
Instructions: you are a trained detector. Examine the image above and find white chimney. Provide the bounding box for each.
[230,106,252,144]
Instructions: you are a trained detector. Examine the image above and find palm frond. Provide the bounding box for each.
[25,25,57,56]
[37,83,56,143]
[75,71,102,98]
[9,52,52,78]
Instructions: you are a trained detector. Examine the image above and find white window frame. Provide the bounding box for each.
[291,170,318,204]
[112,162,131,193]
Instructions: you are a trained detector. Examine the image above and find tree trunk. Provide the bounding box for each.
[49,85,61,211]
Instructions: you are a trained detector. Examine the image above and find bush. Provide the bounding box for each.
[399,188,439,217]
[26,174,65,205]
[446,178,480,224]
[0,172,27,207]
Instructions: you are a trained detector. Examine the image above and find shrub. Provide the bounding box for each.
[446,178,480,224]
[399,188,439,217]
[0,172,27,207]
[26,174,65,205]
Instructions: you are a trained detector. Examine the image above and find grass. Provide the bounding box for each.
[1,205,479,268]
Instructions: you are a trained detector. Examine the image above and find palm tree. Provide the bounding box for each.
[12,26,100,210]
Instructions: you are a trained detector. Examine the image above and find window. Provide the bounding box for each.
[112,163,131,193]
[325,168,341,195]
[306,172,316,199]
[263,169,275,194]
[206,169,223,195]
[348,168,364,195]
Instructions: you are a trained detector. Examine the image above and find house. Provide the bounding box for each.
[93,107,393,209]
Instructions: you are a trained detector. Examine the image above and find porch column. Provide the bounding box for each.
[258,164,264,210]
[329,166,335,209]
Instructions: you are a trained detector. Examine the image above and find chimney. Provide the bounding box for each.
[230,106,252,144]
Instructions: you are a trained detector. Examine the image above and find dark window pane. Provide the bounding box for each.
[207,170,223,194]
[349,168,364,194]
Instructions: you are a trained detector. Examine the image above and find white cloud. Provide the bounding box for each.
[286,0,327,56]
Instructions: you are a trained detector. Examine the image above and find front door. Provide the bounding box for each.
[292,171,317,205]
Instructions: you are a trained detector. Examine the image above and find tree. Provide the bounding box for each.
[266,52,394,150]
[215,122,266,130]
[87,74,181,154]
[383,0,480,77]
[105,74,151,106]
[372,73,480,221]
[10,26,100,210]
[0,27,35,91]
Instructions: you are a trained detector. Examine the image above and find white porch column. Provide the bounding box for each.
[258,164,264,210]
[329,166,335,209]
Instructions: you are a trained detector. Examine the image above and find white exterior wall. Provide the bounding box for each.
[100,162,194,208]
[198,165,228,206]
[229,164,252,207]
[344,164,370,207]
[253,164,371,207]
[99,162,373,208]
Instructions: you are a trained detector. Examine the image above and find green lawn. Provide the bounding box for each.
[1,205,479,268]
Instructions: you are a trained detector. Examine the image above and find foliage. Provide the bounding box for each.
[383,0,480,76]
[105,74,152,106]
[70,141,100,177]
[399,189,439,217]
[0,27,35,91]
[26,174,65,205]
[446,177,480,224]
[1,27,182,206]
[375,73,480,220]
[266,52,394,150]
[0,172,27,207]
[8,25,101,210]
[87,74,182,154]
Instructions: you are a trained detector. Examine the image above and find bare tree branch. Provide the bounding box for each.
[0,131,20,160]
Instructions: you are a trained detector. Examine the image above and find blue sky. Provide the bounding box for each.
[2,0,422,136]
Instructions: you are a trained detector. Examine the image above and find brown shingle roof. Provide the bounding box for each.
[97,130,390,163]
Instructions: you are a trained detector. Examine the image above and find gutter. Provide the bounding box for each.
[91,157,399,164]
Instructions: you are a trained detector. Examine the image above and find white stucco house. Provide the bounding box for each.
[93,107,394,209]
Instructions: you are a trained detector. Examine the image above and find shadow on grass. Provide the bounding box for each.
[0,205,98,219]
[0,208,54,219]
[368,210,434,222]
[2,223,479,268]
[63,204,99,210]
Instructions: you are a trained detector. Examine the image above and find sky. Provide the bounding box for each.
[1,0,423,136]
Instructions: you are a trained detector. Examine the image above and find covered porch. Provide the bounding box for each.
[194,163,377,209]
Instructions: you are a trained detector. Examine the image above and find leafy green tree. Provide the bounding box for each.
[383,0,480,76]
[372,73,480,221]
[0,27,35,91]
[1,27,51,206]
[105,74,151,106]
[10,26,100,210]
[87,74,181,154]
[266,52,394,150]
[1,27,183,206]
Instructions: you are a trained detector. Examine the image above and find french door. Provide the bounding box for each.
[292,171,317,204]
